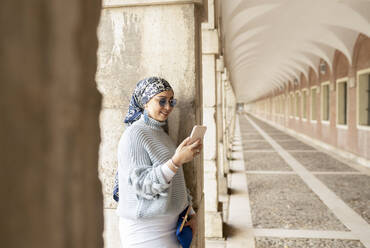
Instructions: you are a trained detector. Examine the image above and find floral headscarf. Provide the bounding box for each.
[124,77,173,126]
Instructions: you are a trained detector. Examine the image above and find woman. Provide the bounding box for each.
[116,77,202,248]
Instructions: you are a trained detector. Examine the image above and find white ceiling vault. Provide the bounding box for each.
[221,0,370,103]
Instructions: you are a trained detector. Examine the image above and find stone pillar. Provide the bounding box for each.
[226,82,237,147]
[221,71,231,174]
[225,81,230,155]
[202,25,223,238]
[216,58,229,221]
[216,68,231,222]
[0,1,104,248]
[216,57,225,178]
[96,1,204,247]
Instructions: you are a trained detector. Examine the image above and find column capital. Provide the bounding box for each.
[202,29,219,55]
[222,68,228,81]
[216,56,224,72]
[103,0,202,8]
[201,0,215,29]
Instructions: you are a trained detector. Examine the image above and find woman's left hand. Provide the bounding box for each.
[184,213,197,237]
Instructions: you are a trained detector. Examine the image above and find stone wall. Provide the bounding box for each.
[0,1,104,248]
[96,2,204,247]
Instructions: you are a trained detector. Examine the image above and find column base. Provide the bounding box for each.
[104,209,121,248]
[218,174,230,222]
[219,193,230,222]
[205,211,223,238]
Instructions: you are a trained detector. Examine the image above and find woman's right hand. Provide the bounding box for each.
[172,137,203,166]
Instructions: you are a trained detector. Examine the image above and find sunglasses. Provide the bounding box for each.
[158,98,177,107]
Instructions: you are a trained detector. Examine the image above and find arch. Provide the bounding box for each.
[281,59,309,81]
[332,50,350,80]
[318,59,332,82]
[300,72,308,88]
[226,3,280,42]
[230,44,260,68]
[352,34,370,71]
[308,67,318,87]
[221,0,370,103]
[229,26,269,52]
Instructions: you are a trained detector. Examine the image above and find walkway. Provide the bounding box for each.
[207,113,370,248]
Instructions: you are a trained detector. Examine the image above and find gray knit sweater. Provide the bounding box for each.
[116,114,191,219]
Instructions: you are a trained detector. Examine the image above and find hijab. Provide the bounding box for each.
[124,77,173,125]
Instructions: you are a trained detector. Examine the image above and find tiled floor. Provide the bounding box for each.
[206,113,370,248]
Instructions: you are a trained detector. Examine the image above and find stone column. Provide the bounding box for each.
[1,1,103,248]
[217,69,232,222]
[226,82,237,146]
[216,58,229,220]
[221,71,231,174]
[96,1,204,247]
[224,80,232,160]
[202,26,223,238]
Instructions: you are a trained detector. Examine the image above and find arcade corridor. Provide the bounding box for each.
[207,113,370,248]
[2,1,370,248]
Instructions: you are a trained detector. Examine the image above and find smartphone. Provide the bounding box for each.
[189,125,207,144]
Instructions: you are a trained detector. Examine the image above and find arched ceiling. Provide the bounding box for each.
[221,0,370,103]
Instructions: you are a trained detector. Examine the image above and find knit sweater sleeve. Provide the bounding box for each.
[125,128,171,200]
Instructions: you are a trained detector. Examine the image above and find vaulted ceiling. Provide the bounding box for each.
[221,0,370,103]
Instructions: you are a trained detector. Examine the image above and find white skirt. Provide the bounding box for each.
[119,215,180,248]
